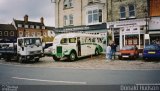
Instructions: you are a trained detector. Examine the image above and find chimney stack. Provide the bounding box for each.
[24,15,28,23]
[40,17,44,24]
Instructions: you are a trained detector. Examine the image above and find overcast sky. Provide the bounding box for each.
[0,0,55,26]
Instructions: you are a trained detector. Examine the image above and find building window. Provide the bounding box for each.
[36,26,40,29]
[87,9,102,24]
[69,14,73,25]
[64,0,73,9]
[64,15,68,26]
[120,6,126,19]
[31,32,36,37]
[10,31,14,36]
[25,25,28,28]
[0,31,2,36]
[26,32,29,37]
[37,32,41,37]
[129,4,135,18]
[4,31,8,36]
[42,26,45,29]
[19,31,23,37]
[18,24,22,28]
[30,25,34,29]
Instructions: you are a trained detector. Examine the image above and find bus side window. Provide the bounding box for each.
[69,38,76,43]
[61,38,68,44]
[92,38,96,43]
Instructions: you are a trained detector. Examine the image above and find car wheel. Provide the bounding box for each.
[118,56,122,60]
[18,56,24,63]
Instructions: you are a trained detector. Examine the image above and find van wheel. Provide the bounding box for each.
[53,56,60,61]
[5,57,11,62]
[35,58,40,62]
[68,52,77,62]
[18,56,24,63]
[95,49,99,56]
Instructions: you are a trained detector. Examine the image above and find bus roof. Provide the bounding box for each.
[55,33,102,39]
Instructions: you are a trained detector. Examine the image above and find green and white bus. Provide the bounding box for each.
[45,33,103,61]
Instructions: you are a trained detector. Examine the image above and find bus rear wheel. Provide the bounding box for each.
[53,56,60,61]
[95,49,99,56]
[68,52,77,62]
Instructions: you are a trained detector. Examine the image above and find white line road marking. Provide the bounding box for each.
[12,77,87,85]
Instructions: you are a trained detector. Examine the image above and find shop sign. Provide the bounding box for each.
[122,27,140,35]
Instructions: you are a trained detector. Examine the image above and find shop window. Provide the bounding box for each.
[129,4,135,18]
[120,6,126,19]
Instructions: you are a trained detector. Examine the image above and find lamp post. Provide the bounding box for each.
[144,5,150,46]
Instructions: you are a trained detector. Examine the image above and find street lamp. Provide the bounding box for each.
[144,5,150,46]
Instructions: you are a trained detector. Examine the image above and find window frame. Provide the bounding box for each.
[4,31,8,36]
[0,31,2,36]
[10,31,14,36]
[128,4,136,18]
[120,6,126,19]
[87,9,102,25]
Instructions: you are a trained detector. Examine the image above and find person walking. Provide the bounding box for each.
[111,41,117,60]
[106,44,111,61]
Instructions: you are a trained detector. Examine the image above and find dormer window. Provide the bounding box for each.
[25,25,28,28]
[10,31,14,36]
[18,24,22,28]
[42,26,45,29]
[4,31,8,36]
[36,26,40,29]
[30,25,34,29]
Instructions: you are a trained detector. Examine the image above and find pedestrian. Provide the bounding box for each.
[111,41,117,60]
[106,44,111,62]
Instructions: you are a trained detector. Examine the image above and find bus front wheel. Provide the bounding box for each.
[68,52,77,62]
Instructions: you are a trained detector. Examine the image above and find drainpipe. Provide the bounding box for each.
[81,0,83,25]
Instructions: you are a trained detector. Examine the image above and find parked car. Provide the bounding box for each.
[143,44,160,60]
[118,45,139,60]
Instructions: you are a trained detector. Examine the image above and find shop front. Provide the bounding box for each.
[107,19,146,50]
[55,23,107,35]
[149,17,160,45]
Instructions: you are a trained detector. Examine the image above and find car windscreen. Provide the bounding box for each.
[144,45,160,50]
[122,46,134,50]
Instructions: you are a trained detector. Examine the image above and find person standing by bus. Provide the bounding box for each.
[106,44,111,61]
[77,37,81,56]
[111,41,117,60]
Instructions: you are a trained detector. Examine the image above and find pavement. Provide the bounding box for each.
[0,54,160,70]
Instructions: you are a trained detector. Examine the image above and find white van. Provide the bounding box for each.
[44,33,103,61]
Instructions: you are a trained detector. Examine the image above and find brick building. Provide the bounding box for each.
[0,24,17,43]
[106,0,148,50]
[12,15,48,38]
